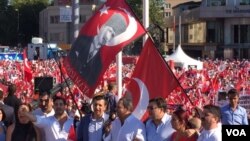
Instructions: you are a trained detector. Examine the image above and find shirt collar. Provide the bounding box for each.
[91,112,109,122]
[123,114,133,124]
[161,113,172,124]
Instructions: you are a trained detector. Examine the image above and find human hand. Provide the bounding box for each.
[103,121,112,137]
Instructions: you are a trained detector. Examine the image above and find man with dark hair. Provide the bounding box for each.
[23,96,73,141]
[32,91,55,141]
[77,95,108,141]
[105,82,118,113]
[0,90,14,127]
[103,96,146,141]
[145,97,175,141]
[33,47,40,60]
[4,84,21,120]
[198,104,222,141]
[33,91,54,117]
[221,88,248,125]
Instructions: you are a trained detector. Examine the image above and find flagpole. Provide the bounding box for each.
[143,0,149,44]
[173,16,175,51]
[147,36,195,107]
[179,15,181,46]
[72,0,79,42]
[116,52,122,99]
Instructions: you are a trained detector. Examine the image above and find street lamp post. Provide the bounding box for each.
[15,9,20,46]
[15,9,19,34]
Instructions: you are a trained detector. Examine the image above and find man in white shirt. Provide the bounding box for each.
[103,96,146,141]
[32,91,55,141]
[197,104,222,141]
[145,97,175,141]
[23,96,73,141]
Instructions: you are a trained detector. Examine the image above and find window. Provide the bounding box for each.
[165,3,171,9]
[207,0,226,7]
[50,16,60,24]
[80,15,87,23]
[240,0,250,5]
[165,12,171,17]
[50,33,63,42]
[183,25,188,43]
[240,25,249,43]
[189,35,193,40]
[189,25,193,29]
[50,16,54,24]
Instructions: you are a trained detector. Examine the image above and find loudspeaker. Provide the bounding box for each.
[34,77,53,93]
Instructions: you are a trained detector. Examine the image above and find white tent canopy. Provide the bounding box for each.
[165,45,203,70]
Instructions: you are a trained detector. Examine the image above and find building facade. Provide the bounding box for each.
[164,0,201,17]
[165,0,250,59]
[39,0,104,48]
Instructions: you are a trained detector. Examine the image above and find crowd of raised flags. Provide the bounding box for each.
[0,0,248,114]
[0,55,249,111]
[0,0,250,140]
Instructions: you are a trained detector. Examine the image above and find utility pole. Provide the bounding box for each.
[15,9,20,46]
[143,0,149,45]
[72,0,80,43]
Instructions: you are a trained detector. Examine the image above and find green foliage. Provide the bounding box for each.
[0,0,49,46]
[0,0,8,11]
[11,0,50,9]
[0,6,17,46]
[125,0,166,55]
[126,0,165,27]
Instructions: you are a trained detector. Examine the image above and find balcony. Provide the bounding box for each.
[200,5,250,18]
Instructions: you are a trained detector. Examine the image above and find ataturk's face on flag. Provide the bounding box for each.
[64,0,146,97]
[68,12,128,87]
[87,13,127,63]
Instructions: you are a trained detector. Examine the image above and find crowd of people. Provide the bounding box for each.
[0,56,249,141]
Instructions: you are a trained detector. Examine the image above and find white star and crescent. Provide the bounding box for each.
[131,78,149,120]
[104,7,138,46]
[99,5,110,16]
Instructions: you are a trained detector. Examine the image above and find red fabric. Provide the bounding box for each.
[125,38,184,121]
[169,60,175,70]
[211,74,220,92]
[170,131,198,141]
[23,48,33,82]
[67,125,76,141]
[0,83,8,95]
[63,0,146,97]
[122,56,138,64]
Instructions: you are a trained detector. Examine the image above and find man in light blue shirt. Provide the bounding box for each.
[221,88,248,125]
[145,97,175,141]
[77,95,109,141]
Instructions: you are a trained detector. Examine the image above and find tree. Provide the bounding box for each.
[0,4,17,46]
[125,0,166,55]
[0,0,8,11]
[0,0,50,47]
[127,0,165,27]
[10,0,50,8]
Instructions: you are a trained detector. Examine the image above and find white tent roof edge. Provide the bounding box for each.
[165,44,203,70]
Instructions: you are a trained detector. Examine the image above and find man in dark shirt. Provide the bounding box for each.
[3,84,21,121]
[0,89,14,127]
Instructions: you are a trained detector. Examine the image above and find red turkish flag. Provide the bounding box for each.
[125,38,186,120]
[0,83,8,95]
[23,48,33,82]
[67,125,76,141]
[64,0,146,97]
